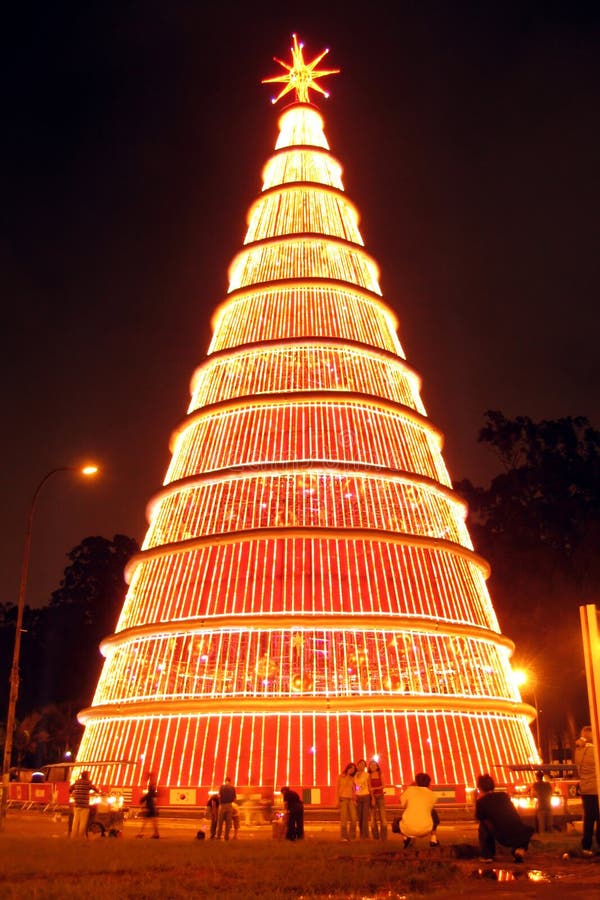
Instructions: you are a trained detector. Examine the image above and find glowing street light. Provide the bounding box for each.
[514,668,542,759]
[0,464,99,830]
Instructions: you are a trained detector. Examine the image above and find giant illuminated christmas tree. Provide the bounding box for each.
[77,36,538,800]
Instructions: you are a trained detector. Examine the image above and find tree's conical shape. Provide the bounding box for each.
[78,67,538,799]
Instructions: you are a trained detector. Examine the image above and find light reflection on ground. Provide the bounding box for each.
[472,866,567,883]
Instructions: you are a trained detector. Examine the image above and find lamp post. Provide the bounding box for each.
[514,668,542,760]
[0,464,99,830]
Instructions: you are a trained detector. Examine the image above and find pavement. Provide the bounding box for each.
[3,804,482,841]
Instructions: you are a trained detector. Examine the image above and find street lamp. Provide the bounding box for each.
[0,464,99,830]
[514,668,542,759]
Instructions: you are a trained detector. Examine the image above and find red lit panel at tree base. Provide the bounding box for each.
[78,711,533,800]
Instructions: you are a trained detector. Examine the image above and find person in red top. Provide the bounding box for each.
[367,759,388,840]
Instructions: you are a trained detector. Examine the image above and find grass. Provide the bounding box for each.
[0,815,595,899]
[0,834,469,899]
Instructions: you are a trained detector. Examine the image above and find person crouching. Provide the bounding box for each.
[475,773,534,863]
[398,772,440,848]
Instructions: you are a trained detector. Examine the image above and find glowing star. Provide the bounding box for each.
[262,33,340,105]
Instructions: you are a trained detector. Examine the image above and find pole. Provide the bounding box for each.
[0,467,73,830]
[533,689,542,761]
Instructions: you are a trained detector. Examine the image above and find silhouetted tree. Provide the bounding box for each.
[456,411,600,753]
[1,534,138,766]
[36,534,139,711]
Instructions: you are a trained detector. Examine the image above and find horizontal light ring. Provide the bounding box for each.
[145,470,470,551]
[170,390,442,453]
[79,695,536,723]
[261,145,344,191]
[126,525,490,584]
[227,233,381,292]
[209,284,400,356]
[189,340,422,412]
[212,278,396,330]
[119,530,495,633]
[195,336,413,379]
[166,400,448,487]
[148,463,463,520]
[247,181,359,227]
[94,625,515,706]
[103,614,512,654]
[245,187,362,245]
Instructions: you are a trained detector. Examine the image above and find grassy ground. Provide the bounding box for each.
[0,838,466,898]
[0,837,474,899]
[1,813,599,898]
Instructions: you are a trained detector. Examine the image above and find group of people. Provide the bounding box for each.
[337,759,439,845]
[206,780,304,842]
[68,769,159,839]
[337,759,385,841]
[205,778,240,840]
[66,724,600,858]
[337,759,439,846]
[475,724,599,862]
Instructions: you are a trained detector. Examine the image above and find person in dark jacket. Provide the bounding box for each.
[280,786,304,840]
[206,792,220,839]
[217,778,237,840]
[137,772,160,838]
[475,773,534,863]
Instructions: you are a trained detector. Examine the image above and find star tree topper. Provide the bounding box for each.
[262,34,340,104]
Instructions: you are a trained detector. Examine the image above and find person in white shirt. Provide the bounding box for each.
[398,772,440,848]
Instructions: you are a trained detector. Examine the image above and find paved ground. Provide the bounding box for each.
[3,805,480,842]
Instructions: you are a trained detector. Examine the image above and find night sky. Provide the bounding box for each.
[3,2,600,615]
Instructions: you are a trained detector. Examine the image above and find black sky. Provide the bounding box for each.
[3,1,600,611]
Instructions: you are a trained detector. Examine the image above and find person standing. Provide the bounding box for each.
[69,770,98,839]
[280,786,304,840]
[137,773,160,838]
[398,772,440,848]
[368,759,388,840]
[336,762,357,841]
[354,759,371,839]
[530,771,553,834]
[217,777,237,840]
[475,773,534,863]
[575,725,599,857]
[206,792,220,839]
